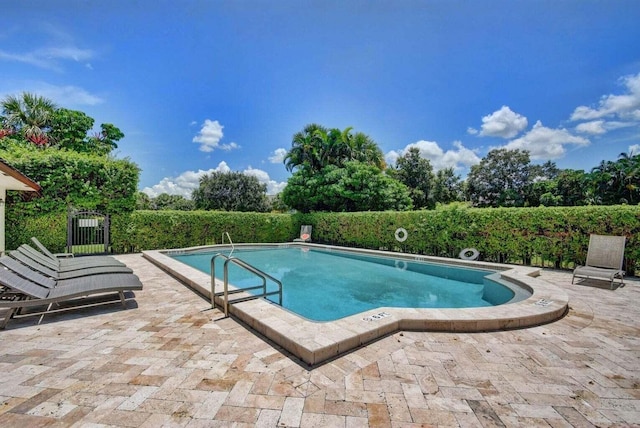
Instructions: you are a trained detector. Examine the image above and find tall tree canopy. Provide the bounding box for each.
[433,168,463,205]
[284,124,385,173]
[466,148,532,207]
[282,124,404,212]
[589,152,640,205]
[192,171,270,212]
[391,147,436,209]
[1,92,123,155]
[1,92,56,144]
[282,161,412,212]
[137,193,195,211]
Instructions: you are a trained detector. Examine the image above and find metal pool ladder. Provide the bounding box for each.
[210,253,283,317]
[221,231,234,257]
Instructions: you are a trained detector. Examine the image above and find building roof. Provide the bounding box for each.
[0,158,41,193]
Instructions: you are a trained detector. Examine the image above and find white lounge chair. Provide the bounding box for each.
[293,225,312,243]
[572,234,626,289]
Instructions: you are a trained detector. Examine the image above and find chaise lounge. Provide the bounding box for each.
[293,225,313,243]
[0,256,143,328]
[18,244,126,272]
[8,250,133,279]
[572,234,626,289]
[31,237,127,267]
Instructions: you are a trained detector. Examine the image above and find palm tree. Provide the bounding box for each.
[618,152,640,203]
[349,131,386,169]
[284,123,327,173]
[1,92,57,141]
[284,124,386,172]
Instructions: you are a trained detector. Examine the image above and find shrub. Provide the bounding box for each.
[110,211,300,253]
[2,146,139,215]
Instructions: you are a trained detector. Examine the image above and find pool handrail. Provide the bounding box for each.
[210,252,283,317]
[222,232,234,257]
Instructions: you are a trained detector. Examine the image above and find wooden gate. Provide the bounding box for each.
[67,210,110,255]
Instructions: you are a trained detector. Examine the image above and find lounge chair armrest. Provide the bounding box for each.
[54,252,75,258]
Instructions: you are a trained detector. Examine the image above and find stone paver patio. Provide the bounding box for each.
[0,253,638,427]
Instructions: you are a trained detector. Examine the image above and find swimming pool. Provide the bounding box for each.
[143,243,568,365]
[172,247,520,321]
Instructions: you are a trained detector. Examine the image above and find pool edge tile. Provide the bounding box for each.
[141,248,569,367]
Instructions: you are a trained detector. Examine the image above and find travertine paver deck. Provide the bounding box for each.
[0,253,638,427]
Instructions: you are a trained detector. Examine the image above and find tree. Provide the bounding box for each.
[151,193,195,211]
[615,152,640,204]
[555,169,589,206]
[1,92,57,144]
[433,168,463,205]
[589,152,640,205]
[48,108,95,151]
[88,123,124,155]
[333,127,386,169]
[529,160,560,181]
[268,193,289,212]
[282,124,397,212]
[282,161,412,212]
[192,171,269,212]
[136,191,152,210]
[391,147,435,209]
[284,123,327,173]
[526,179,559,206]
[466,148,531,207]
[1,92,123,155]
[523,160,559,206]
[284,124,385,173]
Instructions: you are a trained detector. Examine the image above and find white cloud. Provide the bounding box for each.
[504,120,590,160]
[42,46,93,62]
[0,81,104,106]
[142,161,286,198]
[40,84,103,106]
[385,140,480,171]
[192,119,240,152]
[466,127,478,135]
[221,142,240,151]
[193,119,224,152]
[571,72,640,121]
[629,144,639,156]
[575,120,606,135]
[243,166,287,195]
[0,46,94,72]
[576,120,636,135]
[269,148,287,163]
[141,162,230,198]
[477,106,528,138]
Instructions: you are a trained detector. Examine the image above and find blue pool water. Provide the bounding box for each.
[172,247,515,321]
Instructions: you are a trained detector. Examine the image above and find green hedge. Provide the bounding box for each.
[2,146,139,214]
[8,205,639,275]
[306,205,640,274]
[6,211,67,253]
[110,210,301,253]
[3,147,139,253]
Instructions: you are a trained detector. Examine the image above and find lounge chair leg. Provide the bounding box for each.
[0,308,17,329]
[119,291,127,308]
[37,303,53,325]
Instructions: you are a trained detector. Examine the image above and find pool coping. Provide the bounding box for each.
[142,243,569,366]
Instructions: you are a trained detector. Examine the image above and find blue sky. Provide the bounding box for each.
[2,1,639,197]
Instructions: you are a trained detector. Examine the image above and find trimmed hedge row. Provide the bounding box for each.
[307,205,640,274]
[109,210,301,253]
[7,211,67,253]
[8,205,639,275]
